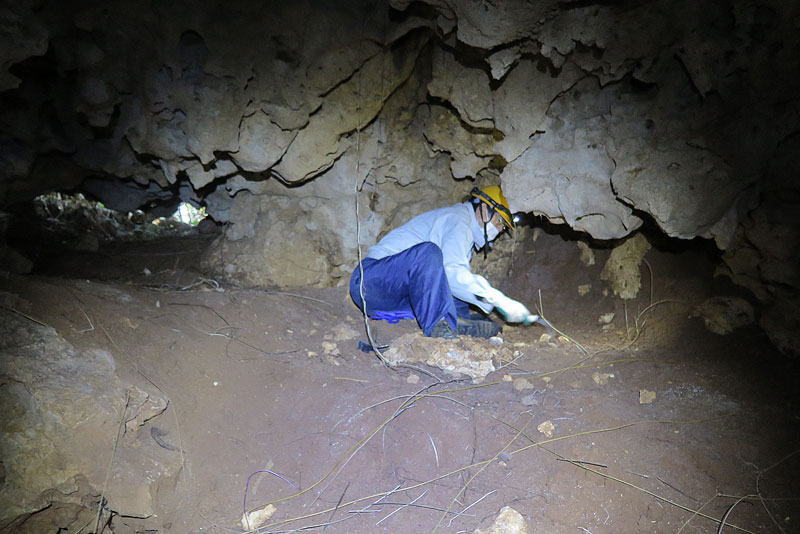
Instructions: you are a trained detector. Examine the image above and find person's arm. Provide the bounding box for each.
[438,216,533,322]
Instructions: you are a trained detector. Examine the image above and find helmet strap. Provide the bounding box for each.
[483,221,489,259]
[479,203,494,259]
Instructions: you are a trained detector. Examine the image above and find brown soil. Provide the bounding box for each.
[3,228,800,534]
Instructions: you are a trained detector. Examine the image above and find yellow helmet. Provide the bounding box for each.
[470,186,514,230]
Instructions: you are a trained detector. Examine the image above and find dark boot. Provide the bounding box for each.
[429,318,458,339]
[456,317,502,339]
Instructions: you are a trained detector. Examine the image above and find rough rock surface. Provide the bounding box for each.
[1,0,799,352]
[474,506,529,534]
[0,309,182,530]
[600,234,652,300]
[383,333,509,382]
[1,0,796,259]
[691,296,755,335]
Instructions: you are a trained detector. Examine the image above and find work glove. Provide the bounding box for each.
[482,288,533,324]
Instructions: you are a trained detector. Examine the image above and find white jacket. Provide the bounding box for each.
[366,202,498,313]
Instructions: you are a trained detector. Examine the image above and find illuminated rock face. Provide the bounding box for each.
[0,0,798,343]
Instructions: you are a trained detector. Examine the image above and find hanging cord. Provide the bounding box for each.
[354,1,391,367]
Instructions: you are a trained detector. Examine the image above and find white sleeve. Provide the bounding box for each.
[438,223,501,313]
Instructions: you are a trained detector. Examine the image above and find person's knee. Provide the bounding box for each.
[411,241,443,264]
[349,268,364,308]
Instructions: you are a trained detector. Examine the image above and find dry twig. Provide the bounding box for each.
[94,391,130,534]
[431,417,533,533]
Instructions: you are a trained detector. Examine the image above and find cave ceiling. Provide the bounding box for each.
[0,0,798,286]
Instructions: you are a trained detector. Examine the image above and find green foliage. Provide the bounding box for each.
[33,193,205,242]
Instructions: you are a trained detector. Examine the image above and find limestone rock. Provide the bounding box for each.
[474,506,528,534]
[184,159,238,190]
[383,333,502,382]
[331,323,359,342]
[274,32,426,182]
[492,59,585,164]
[639,389,657,404]
[512,378,534,391]
[423,104,496,179]
[0,310,181,526]
[592,372,614,385]
[600,234,651,300]
[1,0,799,354]
[692,296,755,335]
[611,138,750,247]
[428,46,494,129]
[241,504,276,531]
[598,312,614,324]
[537,420,555,438]
[487,47,521,81]
[232,111,296,173]
[502,80,642,239]
[577,241,595,266]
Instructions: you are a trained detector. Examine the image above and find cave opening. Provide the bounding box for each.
[1,1,799,533]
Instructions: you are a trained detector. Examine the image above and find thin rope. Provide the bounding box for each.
[354,0,391,366]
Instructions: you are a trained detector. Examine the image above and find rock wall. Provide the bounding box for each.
[0,1,798,346]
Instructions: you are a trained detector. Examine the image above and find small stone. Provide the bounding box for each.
[502,374,513,382]
[326,355,341,366]
[241,504,276,530]
[577,241,596,266]
[639,389,656,404]
[592,372,615,385]
[598,312,615,324]
[578,284,591,296]
[321,341,340,355]
[691,296,755,335]
[537,420,555,438]
[541,376,551,383]
[539,333,552,343]
[475,506,528,534]
[307,351,318,358]
[488,336,503,346]
[513,378,534,391]
[406,373,420,384]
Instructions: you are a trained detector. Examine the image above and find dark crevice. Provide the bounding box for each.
[87,103,122,139]
[388,1,441,25]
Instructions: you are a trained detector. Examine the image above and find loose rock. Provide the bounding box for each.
[474,506,528,534]
[639,389,657,404]
[537,420,555,437]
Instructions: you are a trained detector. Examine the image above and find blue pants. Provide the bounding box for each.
[349,242,469,336]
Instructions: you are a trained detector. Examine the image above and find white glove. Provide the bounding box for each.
[482,288,532,324]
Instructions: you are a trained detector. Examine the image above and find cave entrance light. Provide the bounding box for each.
[171,202,206,226]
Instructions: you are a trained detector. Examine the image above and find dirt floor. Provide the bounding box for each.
[3,225,800,534]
